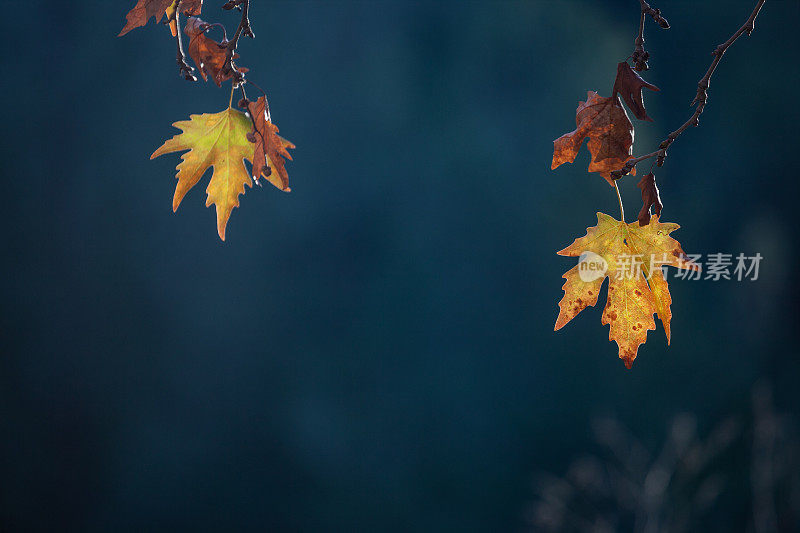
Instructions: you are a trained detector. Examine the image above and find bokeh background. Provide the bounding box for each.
[1,0,799,530]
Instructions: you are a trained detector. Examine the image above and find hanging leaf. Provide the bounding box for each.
[151,107,256,241]
[184,17,246,86]
[118,0,174,37]
[552,91,635,185]
[637,173,663,226]
[612,62,660,121]
[555,213,698,367]
[244,97,295,191]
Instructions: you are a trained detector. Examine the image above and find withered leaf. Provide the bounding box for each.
[119,0,174,36]
[552,91,635,185]
[245,97,295,191]
[555,213,698,367]
[637,173,663,226]
[612,62,659,122]
[180,0,203,14]
[184,17,246,86]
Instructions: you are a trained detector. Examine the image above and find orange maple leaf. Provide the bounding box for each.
[119,0,174,37]
[555,213,698,368]
[245,97,295,191]
[552,91,635,184]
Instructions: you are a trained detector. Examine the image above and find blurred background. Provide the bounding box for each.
[1,0,798,530]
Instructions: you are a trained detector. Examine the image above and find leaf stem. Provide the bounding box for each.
[614,181,626,222]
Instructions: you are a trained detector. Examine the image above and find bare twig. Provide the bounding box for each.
[222,0,255,86]
[612,0,766,180]
[639,0,670,29]
[632,0,669,71]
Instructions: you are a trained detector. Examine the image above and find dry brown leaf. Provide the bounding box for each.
[612,62,660,122]
[246,96,295,192]
[119,0,174,37]
[552,91,635,185]
[184,17,246,87]
[245,97,295,191]
[637,173,663,226]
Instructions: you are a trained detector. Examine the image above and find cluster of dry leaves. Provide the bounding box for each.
[551,62,658,184]
[119,0,294,240]
[551,60,690,368]
[550,0,766,368]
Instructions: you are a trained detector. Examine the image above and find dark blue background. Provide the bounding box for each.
[1,0,798,530]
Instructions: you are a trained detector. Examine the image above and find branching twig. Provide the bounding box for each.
[612,0,766,180]
[221,0,255,86]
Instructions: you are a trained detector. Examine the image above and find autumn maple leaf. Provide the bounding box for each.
[119,0,174,36]
[245,96,295,191]
[554,213,698,368]
[552,91,635,184]
[151,106,256,241]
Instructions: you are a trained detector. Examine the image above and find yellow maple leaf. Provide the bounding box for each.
[554,212,698,368]
[151,106,255,241]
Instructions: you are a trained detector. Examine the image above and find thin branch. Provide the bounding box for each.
[631,0,669,71]
[174,2,196,81]
[222,0,255,86]
[639,0,670,29]
[612,0,766,180]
